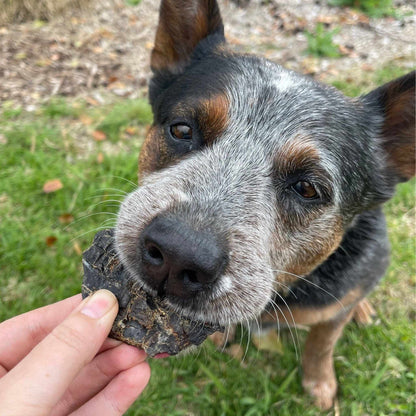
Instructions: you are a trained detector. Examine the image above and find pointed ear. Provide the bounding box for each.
[363,71,415,182]
[151,0,224,74]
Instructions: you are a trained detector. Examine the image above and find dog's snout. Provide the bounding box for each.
[140,216,227,298]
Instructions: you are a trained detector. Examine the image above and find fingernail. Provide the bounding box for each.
[81,290,117,319]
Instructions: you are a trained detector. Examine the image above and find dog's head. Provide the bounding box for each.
[116,0,415,325]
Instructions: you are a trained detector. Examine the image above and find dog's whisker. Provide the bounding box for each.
[84,194,126,201]
[91,186,129,196]
[241,317,251,364]
[87,199,122,210]
[273,269,344,312]
[267,294,300,361]
[106,175,138,190]
[70,224,117,243]
[337,243,351,258]
[63,212,118,231]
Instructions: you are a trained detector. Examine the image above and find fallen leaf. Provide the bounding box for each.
[317,15,340,24]
[107,81,126,91]
[338,45,352,56]
[129,15,138,24]
[125,126,137,135]
[14,52,27,60]
[361,63,374,72]
[301,57,319,75]
[79,114,93,125]
[92,130,106,141]
[108,76,118,84]
[45,236,57,247]
[59,213,74,224]
[97,152,104,164]
[36,59,52,67]
[43,179,63,193]
[85,96,100,106]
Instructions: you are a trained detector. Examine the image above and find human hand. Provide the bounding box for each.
[0,290,151,416]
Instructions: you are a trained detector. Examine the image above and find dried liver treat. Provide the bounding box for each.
[82,229,223,357]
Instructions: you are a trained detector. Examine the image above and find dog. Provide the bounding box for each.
[115,0,415,409]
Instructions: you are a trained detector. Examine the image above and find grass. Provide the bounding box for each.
[0,65,414,415]
[305,23,341,58]
[327,0,397,18]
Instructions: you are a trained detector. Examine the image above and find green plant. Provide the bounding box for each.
[124,0,142,6]
[328,0,397,18]
[305,23,341,58]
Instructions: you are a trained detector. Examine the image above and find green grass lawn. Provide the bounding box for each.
[0,66,414,415]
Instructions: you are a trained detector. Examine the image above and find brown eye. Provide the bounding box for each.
[292,181,318,199]
[170,124,192,141]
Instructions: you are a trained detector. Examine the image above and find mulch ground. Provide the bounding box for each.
[0,0,414,108]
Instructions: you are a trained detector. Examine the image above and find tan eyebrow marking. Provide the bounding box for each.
[197,93,230,145]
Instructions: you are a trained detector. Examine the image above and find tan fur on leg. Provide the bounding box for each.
[302,309,354,410]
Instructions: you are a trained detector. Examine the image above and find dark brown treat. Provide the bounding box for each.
[82,229,223,357]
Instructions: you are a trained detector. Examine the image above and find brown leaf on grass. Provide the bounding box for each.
[125,126,138,136]
[43,179,63,193]
[92,130,106,141]
[45,236,57,247]
[97,152,104,164]
[59,213,74,224]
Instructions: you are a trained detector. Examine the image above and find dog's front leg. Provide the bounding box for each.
[301,308,354,410]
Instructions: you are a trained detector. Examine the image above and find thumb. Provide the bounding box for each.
[0,290,118,416]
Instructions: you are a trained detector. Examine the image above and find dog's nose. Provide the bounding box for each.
[140,215,227,298]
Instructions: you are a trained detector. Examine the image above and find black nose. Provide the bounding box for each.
[139,215,227,298]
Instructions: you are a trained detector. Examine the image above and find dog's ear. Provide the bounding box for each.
[151,0,224,74]
[364,71,415,182]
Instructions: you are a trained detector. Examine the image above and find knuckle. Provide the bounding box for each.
[50,322,87,356]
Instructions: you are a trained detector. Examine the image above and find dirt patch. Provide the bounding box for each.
[0,0,414,108]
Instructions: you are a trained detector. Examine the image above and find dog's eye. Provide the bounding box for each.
[292,181,318,199]
[170,124,192,141]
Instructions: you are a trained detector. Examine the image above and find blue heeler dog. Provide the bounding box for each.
[115,0,415,409]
